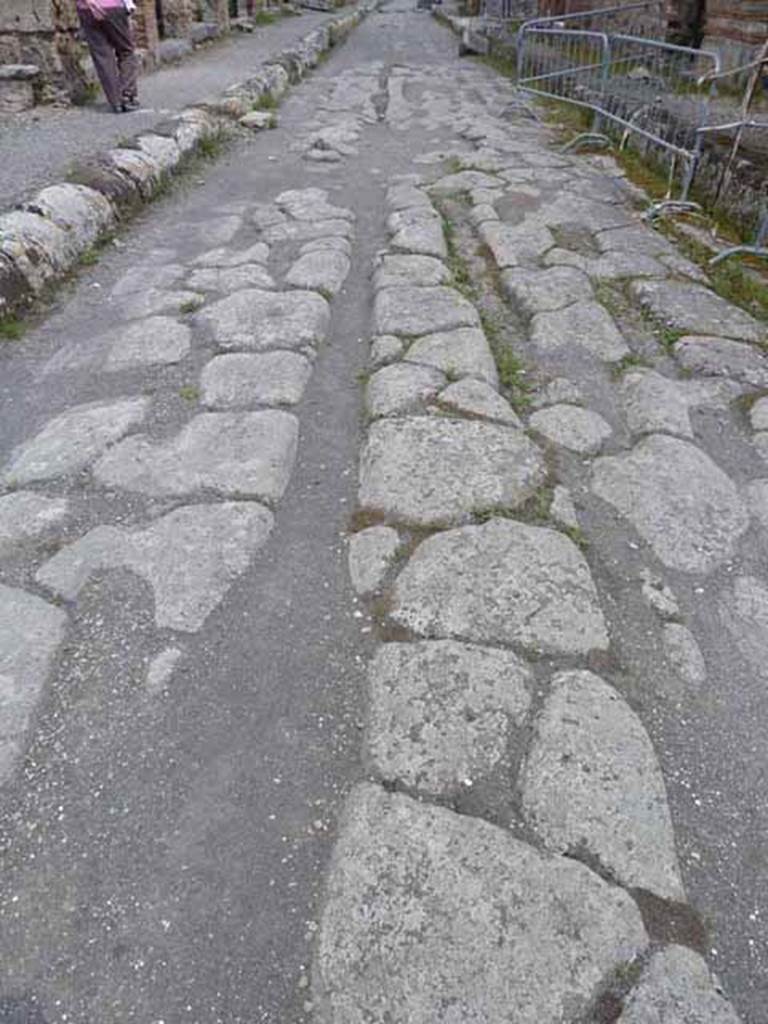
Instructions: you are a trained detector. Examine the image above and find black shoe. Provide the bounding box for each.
[111,103,124,113]
[121,96,141,112]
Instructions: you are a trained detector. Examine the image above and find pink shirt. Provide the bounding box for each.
[76,0,126,9]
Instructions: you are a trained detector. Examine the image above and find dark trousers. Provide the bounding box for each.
[78,8,139,110]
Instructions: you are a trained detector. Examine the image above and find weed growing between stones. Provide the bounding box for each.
[610,353,652,379]
[179,298,203,315]
[252,93,278,112]
[178,385,200,401]
[0,317,24,341]
[79,248,99,267]
[253,10,278,25]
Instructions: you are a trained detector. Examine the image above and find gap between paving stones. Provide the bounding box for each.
[0,6,371,323]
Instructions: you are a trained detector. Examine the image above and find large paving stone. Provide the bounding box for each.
[0,584,67,785]
[37,503,273,633]
[104,317,191,370]
[591,435,749,573]
[314,784,648,1024]
[390,219,447,259]
[262,218,353,244]
[93,411,298,502]
[348,526,400,596]
[187,264,276,293]
[674,335,768,388]
[284,250,351,296]
[275,187,353,223]
[720,575,768,680]
[197,289,330,352]
[360,418,546,527]
[111,263,185,297]
[201,352,312,409]
[621,371,694,439]
[374,286,479,338]
[437,377,522,426]
[746,479,768,530]
[0,492,68,557]
[117,288,203,321]
[480,220,555,268]
[386,183,432,211]
[369,334,404,369]
[618,946,741,1024]
[373,254,450,290]
[405,327,498,386]
[391,518,609,655]
[501,266,591,316]
[431,169,502,192]
[522,670,684,901]
[192,242,269,267]
[531,301,629,361]
[530,403,612,455]
[2,397,149,486]
[630,280,765,344]
[365,363,445,418]
[750,396,768,431]
[367,640,531,795]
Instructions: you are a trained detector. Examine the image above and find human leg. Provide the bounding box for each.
[78,9,123,109]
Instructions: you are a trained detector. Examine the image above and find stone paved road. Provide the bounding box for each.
[1,2,767,1022]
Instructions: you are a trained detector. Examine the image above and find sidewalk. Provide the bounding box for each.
[0,8,348,210]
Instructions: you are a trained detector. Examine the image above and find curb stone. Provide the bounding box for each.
[0,6,371,321]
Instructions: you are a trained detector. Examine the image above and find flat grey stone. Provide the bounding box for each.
[639,569,680,621]
[501,266,591,316]
[284,251,351,296]
[390,218,447,259]
[146,646,183,694]
[720,575,768,680]
[662,623,707,687]
[262,218,353,244]
[275,188,354,222]
[749,397,768,432]
[550,484,579,530]
[192,242,269,267]
[0,492,68,557]
[621,371,693,439]
[111,263,185,297]
[387,205,441,238]
[300,236,352,257]
[391,518,609,655]
[117,288,203,320]
[431,169,502,192]
[187,264,276,293]
[386,183,432,210]
[630,280,765,344]
[365,364,445,418]
[469,203,499,227]
[201,352,312,409]
[348,526,400,596]
[480,220,555,268]
[249,203,286,231]
[588,251,667,281]
[360,418,546,527]
[2,397,149,486]
[367,640,531,795]
[531,377,584,409]
[37,503,273,633]
[530,403,612,455]
[745,479,768,530]
[596,226,680,260]
[405,328,498,386]
[198,289,330,352]
[93,411,298,502]
[369,334,404,369]
[374,286,479,338]
[0,585,67,785]
[531,301,629,361]
[618,945,741,1024]
[522,669,684,901]
[437,377,522,426]
[104,317,191,370]
[674,335,768,388]
[592,435,749,573]
[314,784,647,1024]
[754,431,768,462]
[374,254,450,290]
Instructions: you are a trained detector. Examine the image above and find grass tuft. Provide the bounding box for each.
[179,385,200,401]
[0,317,24,341]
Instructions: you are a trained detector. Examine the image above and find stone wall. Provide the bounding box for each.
[0,0,90,103]
[700,0,768,68]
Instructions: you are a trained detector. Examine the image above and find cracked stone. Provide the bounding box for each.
[391,518,609,655]
[201,352,312,409]
[0,492,69,557]
[187,264,276,293]
[621,371,694,439]
[360,418,546,527]
[592,435,749,573]
[365,363,445,418]
[285,251,351,296]
[531,301,629,361]
[37,503,273,633]
[662,623,707,688]
[501,266,591,316]
[314,784,647,1024]
[405,327,498,385]
[674,335,768,388]
[347,526,400,596]
[374,286,479,338]
[2,397,149,486]
[0,583,67,785]
[530,403,612,455]
[198,289,330,352]
[630,280,765,344]
[93,411,298,502]
[367,640,531,796]
[104,317,191,370]
[618,945,741,1024]
[374,254,450,290]
[521,669,684,901]
[437,377,521,426]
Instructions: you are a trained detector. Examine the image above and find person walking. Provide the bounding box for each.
[76,0,141,114]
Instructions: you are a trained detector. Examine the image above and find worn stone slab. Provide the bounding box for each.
[522,670,684,900]
[592,435,749,573]
[2,397,149,486]
[531,301,629,361]
[37,503,273,633]
[360,418,546,527]
[365,364,445,418]
[201,352,312,409]
[314,784,647,1024]
[390,219,447,259]
[103,316,191,370]
[745,479,768,530]
[386,183,432,211]
[720,575,768,680]
[618,946,741,1024]
[480,220,555,268]
[262,218,353,244]
[0,584,67,785]
[437,377,522,426]
[187,264,276,293]
[192,242,270,267]
[116,288,203,321]
[275,188,353,223]
[531,377,584,409]
[431,169,502,192]
[749,397,768,432]
[0,492,69,557]
[674,335,768,388]
[348,526,400,596]
[405,327,498,386]
[596,226,679,260]
[111,263,185,297]
[550,484,579,530]
[198,289,330,352]
[300,236,352,257]
[374,254,450,290]
[367,640,531,795]
[387,206,442,238]
[369,334,404,369]
[530,403,612,455]
[374,285,479,338]
[501,266,591,317]
[145,646,184,695]
[621,371,693,439]
[662,623,707,687]
[391,518,609,655]
[93,411,298,502]
[284,250,350,296]
[630,280,765,344]
[588,251,667,282]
